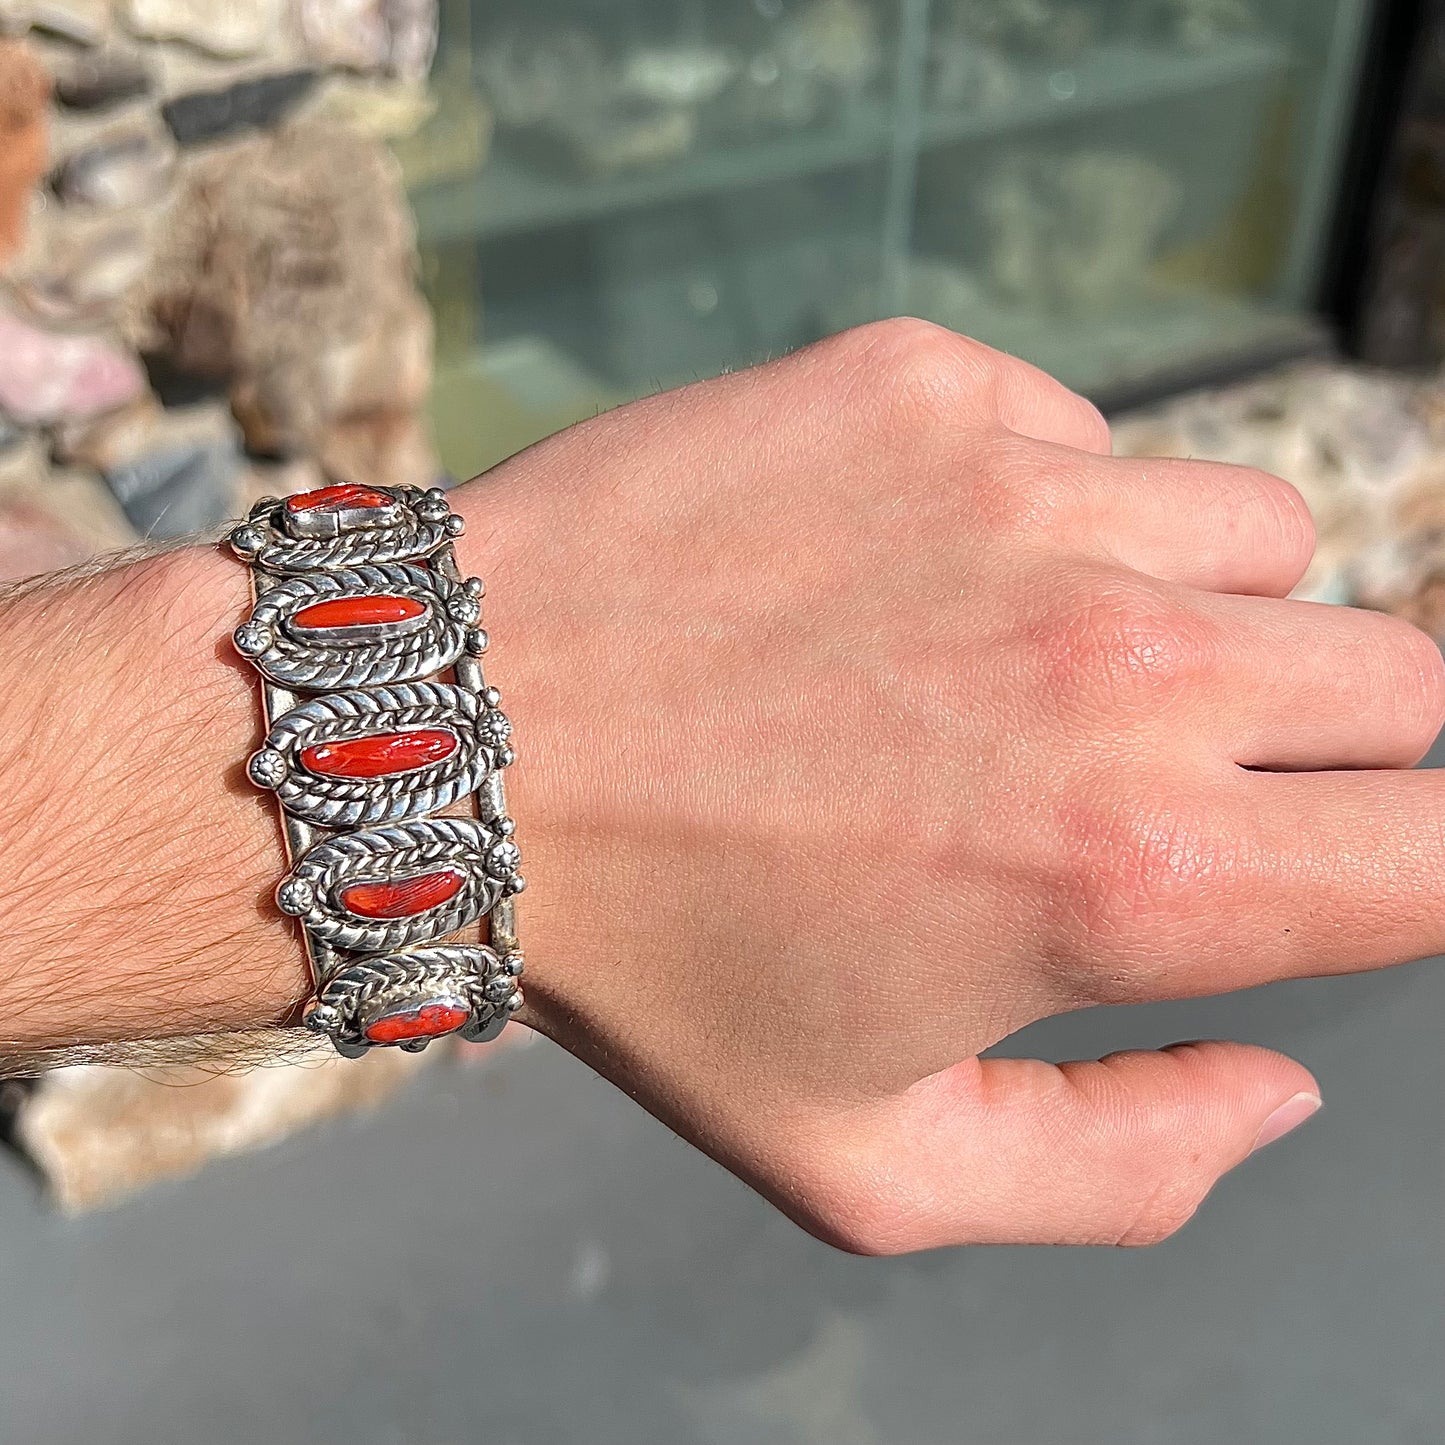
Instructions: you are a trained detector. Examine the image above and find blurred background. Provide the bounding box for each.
[0,2,1442,1442]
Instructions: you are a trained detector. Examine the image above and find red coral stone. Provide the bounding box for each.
[365,1001,471,1045]
[339,869,464,919]
[300,728,458,779]
[292,594,425,629]
[285,484,393,514]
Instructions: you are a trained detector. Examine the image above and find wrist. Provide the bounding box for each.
[0,541,311,1061]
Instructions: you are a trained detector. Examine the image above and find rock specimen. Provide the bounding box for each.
[0,39,50,265]
[0,308,144,424]
[298,0,438,85]
[140,120,435,488]
[105,433,240,535]
[119,0,282,59]
[161,68,319,145]
[52,127,174,206]
[51,45,154,110]
[982,149,1182,314]
[7,212,150,324]
[0,0,111,46]
[7,1045,441,1214]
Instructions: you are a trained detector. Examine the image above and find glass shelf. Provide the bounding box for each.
[412,36,1293,248]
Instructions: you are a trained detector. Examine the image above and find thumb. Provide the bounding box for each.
[812,1041,1320,1251]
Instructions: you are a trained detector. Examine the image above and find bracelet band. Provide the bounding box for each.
[227,483,525,1058]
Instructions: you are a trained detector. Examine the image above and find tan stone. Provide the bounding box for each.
[11,1045,440,1214]
[140,120,435,463]
[119,0,282,58]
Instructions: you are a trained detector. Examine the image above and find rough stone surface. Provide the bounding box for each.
[8,1045,443,1214]
[52,46,154,110]
[119,0,282,59]
[0,39,50,265]
[53,127,174,206]
[161,68,319,145]
[142,121,435,484]
[298,0,438,84]
[104,431,240,536]
[8,209,153,327]
[0,0,112,46]
[0,308,144,424]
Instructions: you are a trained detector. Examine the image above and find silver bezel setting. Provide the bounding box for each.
[229,488,455,573]
[275,815,522,953]
[303,945,524,1058]
[248,682,511,829]
[234,561,476,692]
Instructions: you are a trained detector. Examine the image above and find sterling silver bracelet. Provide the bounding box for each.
[228,483,525,1058]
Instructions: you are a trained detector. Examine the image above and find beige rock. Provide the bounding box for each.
[297,71,435,140]
[6,209,153,327]
[120,0,282,58]
[298,0,437,83]
[140,120,435,468]
[0,433,135,553]
[0,0,112,45]
[10,1045,440,1214]
[51,391,237,473]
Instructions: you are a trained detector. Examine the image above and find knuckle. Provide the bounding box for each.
[1045,781,1227,1002]
[974,434,1087,534]
[835,317,1002,427]
[1032,571,1222,716]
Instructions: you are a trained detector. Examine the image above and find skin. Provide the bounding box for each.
[2,320,1443,1250]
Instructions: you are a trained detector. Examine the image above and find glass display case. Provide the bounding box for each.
[406,0,1379,478]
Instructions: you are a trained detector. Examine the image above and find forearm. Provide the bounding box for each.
[0,464,568,1070]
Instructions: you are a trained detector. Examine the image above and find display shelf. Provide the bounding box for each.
[920,36,1293,148]
[410,36,1293,247]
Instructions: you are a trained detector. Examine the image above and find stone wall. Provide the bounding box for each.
[0,1,441,556]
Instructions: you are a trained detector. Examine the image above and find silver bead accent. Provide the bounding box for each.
[486,838,522,879]
[276,877,316,917]
[463,576,485,598]
[445,514,466,537]
[230,524,267,558]
[448,593,482,626]
[466,627,489,655]
[247,748,287,789]
[233,621,273,657]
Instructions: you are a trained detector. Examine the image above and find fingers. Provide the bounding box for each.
[1028,446,1318,599]
[1234,764,1445,980]
[1193,593,1445,770]
[810,1043,1318,1252]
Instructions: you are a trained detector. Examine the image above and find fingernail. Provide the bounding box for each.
[1250,1092,1322,1156]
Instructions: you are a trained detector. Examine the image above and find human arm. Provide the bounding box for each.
[3,320,1442,1247]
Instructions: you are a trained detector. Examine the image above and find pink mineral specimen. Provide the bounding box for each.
[0,311,145,425]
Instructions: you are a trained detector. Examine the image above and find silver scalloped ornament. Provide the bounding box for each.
[247,682,513,829]
[232,561,483,692]
[276,815,524,953]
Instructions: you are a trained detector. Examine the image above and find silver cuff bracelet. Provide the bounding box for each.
[227,483,525,1058]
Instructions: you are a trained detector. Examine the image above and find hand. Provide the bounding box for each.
[455,320,1445,1249]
